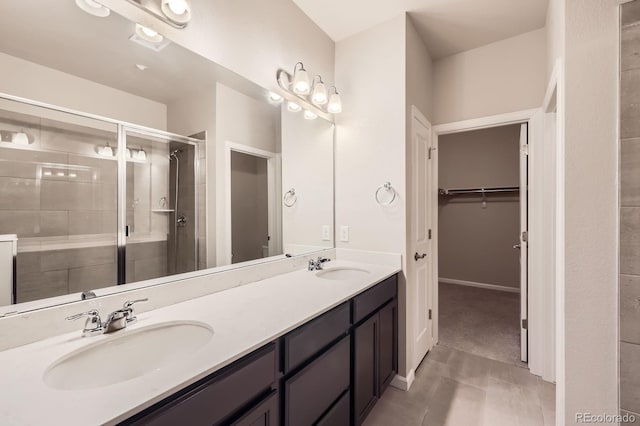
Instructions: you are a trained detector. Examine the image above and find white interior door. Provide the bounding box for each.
[519,123,529,363]
[412,107,434,367]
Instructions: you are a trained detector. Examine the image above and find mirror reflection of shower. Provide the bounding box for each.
[169,148,183,274]
[167,142,197,275]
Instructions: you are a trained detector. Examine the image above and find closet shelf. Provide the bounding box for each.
[439,186,520,196]
[151,209,175,213]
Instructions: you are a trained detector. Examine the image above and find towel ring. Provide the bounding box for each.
[375,182,396,206]
[283,188,297,207]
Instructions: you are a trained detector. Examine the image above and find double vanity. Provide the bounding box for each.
[0,254,400,425]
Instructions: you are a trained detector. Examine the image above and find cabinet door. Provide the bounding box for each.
[232,390,278,426]
[354,314,377,425]
[378,300,397,395]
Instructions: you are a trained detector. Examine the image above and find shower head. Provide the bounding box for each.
[169,148,183,160]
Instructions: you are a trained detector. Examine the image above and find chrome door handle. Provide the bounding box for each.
[513,244,521,250]
[414,252,427,261]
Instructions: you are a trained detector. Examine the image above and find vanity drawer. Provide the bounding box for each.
[316,390,350,426]
[284,335,350,426]
[127,344,276,426]
[353,275,397,324]
[283,302,350,373]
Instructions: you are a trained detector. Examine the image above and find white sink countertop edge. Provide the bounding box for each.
[0,258,400,426]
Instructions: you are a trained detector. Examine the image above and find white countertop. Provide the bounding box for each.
[0,259,400,426]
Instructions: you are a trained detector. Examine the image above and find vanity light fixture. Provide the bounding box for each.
[125,0,192,29]
[304,110,318,120]
[133,149,147,161]
[11,131,31,146]
[292,62,311,95]
[311,76,328,105]
[75,0,111,18]
[276,62,342,118]
[327,87,342,114]
[97,144,114,157]
[287,101,301,112]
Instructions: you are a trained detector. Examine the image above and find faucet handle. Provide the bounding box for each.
[123,298,148,323]
[66,309,103,337]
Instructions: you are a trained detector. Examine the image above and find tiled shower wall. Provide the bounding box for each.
[620,1,640,418]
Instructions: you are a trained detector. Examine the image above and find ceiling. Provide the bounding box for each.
[0,0,264,104]
[292,0,549,59]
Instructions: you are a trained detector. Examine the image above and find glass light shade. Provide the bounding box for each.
[75,0,111,17]
[161,0,192,25]
[311,81,328,105]
[135,24,164,43]
[134,149,147,161]
[287,102,301,112]
[12,131,30,145]
[293,67,310,95]
[98,145,114,157]
[327,92,342,114]
[304,110,318,120]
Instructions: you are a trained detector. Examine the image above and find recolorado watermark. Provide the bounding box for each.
[576,412,636,423]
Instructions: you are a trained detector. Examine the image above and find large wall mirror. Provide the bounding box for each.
[0,1,334,315]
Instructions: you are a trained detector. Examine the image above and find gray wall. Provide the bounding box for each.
[438,125,521,288]
[620,2,640,417]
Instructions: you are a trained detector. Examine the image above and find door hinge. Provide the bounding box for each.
[428,147,436,159]
[522,319,528,330]
[428,229,432,240]
[521,231,528,243]
[521,144,529,156]
[428,309,432,320]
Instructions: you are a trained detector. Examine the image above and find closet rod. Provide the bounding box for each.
[438,186,520,196]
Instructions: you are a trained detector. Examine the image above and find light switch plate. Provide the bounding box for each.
[322,225,331,241]
[340,226,349,242]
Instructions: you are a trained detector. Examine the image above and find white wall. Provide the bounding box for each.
[281,110,334,254]
[335,15,410,375]
[215,83,280,266]
[99,0,335,94]
[406,16,433,122]
[432,28,547,125]
[562,0,619,422]
[0,51,167,130]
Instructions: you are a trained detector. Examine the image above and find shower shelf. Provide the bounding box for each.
[151,209,175,213]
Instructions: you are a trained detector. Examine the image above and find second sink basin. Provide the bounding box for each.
[316,267,371,281]
[44,321,214,391]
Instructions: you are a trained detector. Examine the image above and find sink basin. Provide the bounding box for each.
[44,321,213,390]
[316,267,371,281]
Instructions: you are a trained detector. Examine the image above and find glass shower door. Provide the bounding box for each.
[0,98,119,303]
[122,128,199,283]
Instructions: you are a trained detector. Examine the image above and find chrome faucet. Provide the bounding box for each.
[66,298,148,337]
[308,256,331,271]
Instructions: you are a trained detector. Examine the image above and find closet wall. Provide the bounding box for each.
[438,125,521,290]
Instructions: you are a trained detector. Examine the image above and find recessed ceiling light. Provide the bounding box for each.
[130,24,171,52]
[287,102,301,112]
[135,64,149,71]
[268,92,283,103]
[161,0,192,25]
[75,0,111,18]
[304,110,318,120]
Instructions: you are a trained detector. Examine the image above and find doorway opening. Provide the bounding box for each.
[436,123,529,366]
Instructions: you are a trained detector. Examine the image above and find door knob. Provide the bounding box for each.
[414,252,427,261]
[513,244,521,250]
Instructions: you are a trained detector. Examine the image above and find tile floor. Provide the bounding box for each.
[363,344,556,426]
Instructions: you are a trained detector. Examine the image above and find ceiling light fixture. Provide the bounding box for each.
[75,0,111,18]
[276,62,342,119]
[136,24,163,43]
[268,92,283,103]
[130,24,170,52]
[304,110,318,120]
[124,0,191,28]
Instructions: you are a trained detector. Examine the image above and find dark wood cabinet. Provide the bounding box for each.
[378,299,397,395]
[354,313,378,425]
[122,274,398,426]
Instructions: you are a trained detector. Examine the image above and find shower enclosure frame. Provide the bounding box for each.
[0,91,203,287]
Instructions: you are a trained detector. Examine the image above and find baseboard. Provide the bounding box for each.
[439,277,520,293]
[390,369,415,391]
